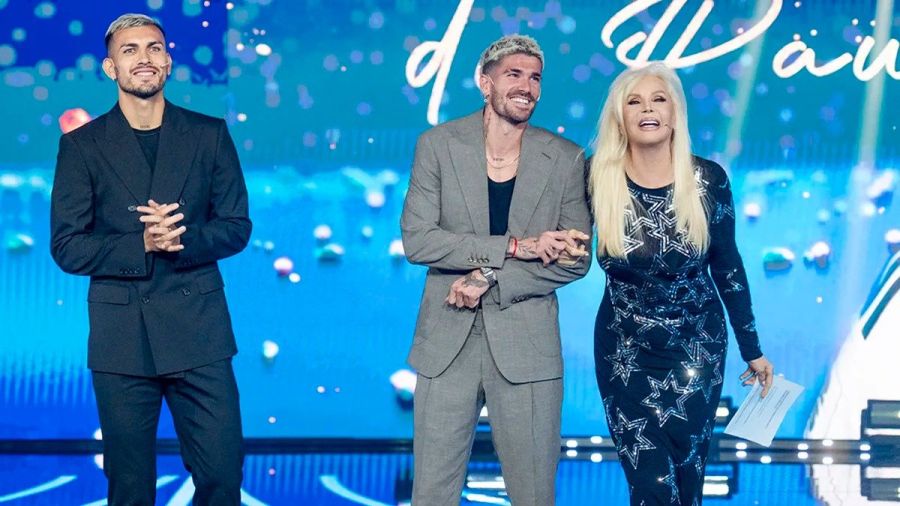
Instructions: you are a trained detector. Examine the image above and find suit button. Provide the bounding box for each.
[141,296,150,304]
[181,288,191,296]
[127,205,137,212]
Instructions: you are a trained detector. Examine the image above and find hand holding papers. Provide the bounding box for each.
[724,377,804,447]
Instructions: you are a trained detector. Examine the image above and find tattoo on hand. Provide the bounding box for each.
[519,239,537,257]
[462,272,489,288]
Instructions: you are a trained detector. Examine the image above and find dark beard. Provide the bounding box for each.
[489,92,534,125]
[118,72,166,100]
[119,78,164,100]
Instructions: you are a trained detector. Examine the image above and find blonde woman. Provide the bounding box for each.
[588,62,775,505]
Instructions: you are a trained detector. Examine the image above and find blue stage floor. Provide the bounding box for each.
[0,452,884,505]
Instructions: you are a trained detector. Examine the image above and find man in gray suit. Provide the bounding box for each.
[400,35,592,505]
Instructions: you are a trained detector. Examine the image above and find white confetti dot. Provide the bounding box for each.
[314,224,333,240]
[273,257,293,276]
[262,340,279,359]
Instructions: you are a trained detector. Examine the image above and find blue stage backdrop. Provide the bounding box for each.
[0,0,897,440]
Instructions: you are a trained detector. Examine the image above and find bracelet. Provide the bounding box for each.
[480,266,498,287]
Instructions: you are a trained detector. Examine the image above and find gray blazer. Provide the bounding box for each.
[401,110,592,383]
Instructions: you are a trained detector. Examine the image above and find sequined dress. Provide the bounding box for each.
[594,157,762,506]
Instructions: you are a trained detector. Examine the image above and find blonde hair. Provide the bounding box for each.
[105,13,165,51]
[588,62,708,258]
[478,34,544,74]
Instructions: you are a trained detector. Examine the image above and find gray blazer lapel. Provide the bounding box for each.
[449,111,490,235]
[97,104,152,203]
[149,101,198,206]
[507,126,555,237]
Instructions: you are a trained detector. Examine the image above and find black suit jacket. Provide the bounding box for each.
[50,101,251,376]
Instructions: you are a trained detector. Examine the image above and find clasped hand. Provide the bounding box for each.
[138,199,186,253]
[517,229,590,266]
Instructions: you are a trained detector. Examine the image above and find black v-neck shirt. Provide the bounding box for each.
[488,176,516,235]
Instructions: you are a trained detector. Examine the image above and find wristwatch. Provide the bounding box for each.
[480,266,498,287]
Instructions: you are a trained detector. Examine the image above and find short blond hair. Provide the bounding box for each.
[105,13,165,51]
[478,34,544,74]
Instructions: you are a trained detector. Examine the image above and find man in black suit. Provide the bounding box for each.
[50,13,250,505]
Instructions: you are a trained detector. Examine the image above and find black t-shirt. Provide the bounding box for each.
[133,126,161,172]
[488,176,516,236]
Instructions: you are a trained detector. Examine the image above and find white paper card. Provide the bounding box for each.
[724,377,804,447]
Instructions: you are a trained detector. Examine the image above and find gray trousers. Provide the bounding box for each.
[412,311,563,505]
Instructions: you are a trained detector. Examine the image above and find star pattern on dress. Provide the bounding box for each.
[612,408,657,470]
[637,192,676,224]
[648,253,679,278]
[659,456,681,504]
[644,208,694,258]
[606,340,642,386]
[635,314,678,342]
[622,232,646,256]
[626,190,697,257]
[714,268,745,293]
[694,166,711,198]
[607,306,632,341]
[646,254,713,311]
[680,342,724,402]
[596,160,764,504]
[711,200,735,225]
[602,395,616,427]
[681,420,713,478]
[608,279,645,313]
[622,207,653,256]
[683,312,719,344]
[667,273,715,309]
[641,370,698,427]
[693,454,705,479]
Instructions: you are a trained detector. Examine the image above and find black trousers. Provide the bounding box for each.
[92,359,243,506]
